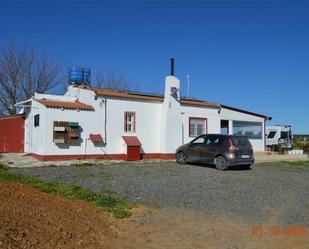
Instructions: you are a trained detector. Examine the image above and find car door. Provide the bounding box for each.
[200,135,224,163]
[186,135,206,162]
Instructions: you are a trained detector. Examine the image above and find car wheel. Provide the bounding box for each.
[215,155,228,171]
[176,152,187,164]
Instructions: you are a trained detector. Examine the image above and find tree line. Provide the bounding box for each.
[0,42,133,115]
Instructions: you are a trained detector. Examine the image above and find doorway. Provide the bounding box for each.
[220,120,229,135]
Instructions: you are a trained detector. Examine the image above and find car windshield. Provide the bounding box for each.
[191,136,205,144]
[231,137,251,147]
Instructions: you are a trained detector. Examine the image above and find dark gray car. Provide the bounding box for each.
[175,134,254,170]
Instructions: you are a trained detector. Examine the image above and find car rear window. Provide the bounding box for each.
[231,137,251,147]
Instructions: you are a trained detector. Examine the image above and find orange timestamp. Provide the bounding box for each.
[251,225,308,237]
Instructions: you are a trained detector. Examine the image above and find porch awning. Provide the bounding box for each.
[89,134,104,143]
[122,136,141,146]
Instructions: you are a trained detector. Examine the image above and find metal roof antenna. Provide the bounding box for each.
[186,74,190,99]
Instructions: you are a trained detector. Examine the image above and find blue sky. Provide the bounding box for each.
[1,0,309,133]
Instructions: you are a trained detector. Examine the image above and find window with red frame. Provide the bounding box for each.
[189,118,207,137]
[124,112,136,132]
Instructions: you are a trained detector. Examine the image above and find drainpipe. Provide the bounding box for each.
[84,137,88,159]
[104,97,107,145]
[264,118,266,151]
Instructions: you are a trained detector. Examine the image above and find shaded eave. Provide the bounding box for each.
[221,104,272,120]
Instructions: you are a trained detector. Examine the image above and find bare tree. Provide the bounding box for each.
[0,42,62,115]
[94,71,131,91]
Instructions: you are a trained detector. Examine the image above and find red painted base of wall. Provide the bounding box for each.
[142,153,176,160]
[27,153,176,161]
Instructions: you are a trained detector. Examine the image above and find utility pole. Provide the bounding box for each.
[186,74,190,98]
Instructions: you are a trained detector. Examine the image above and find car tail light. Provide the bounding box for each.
[227,138,239,151]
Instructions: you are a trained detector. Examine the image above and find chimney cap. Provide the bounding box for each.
[170,58,175,76]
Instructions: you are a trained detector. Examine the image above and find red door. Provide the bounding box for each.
[122,136,142,161]
[127,146,141,160]
[0,115,24,153]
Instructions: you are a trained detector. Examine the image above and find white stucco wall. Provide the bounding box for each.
[180,105,221,144]
[23,85,267,156]
[24,100,46,154]
[26,88,162,156]
[103,98,161,154]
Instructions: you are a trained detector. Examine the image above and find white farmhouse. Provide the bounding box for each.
[16,66,271,161]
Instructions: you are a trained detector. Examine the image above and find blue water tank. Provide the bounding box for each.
[68,66,91,85]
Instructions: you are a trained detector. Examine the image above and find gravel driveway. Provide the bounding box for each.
[12,161,309,226]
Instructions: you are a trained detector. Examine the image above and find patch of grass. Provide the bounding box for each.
[255,160,309,172]
[100,187,118,195]
[70,161,95,167]
[96,195,131,219]
[0,166,132,219]
[70,160,109,168]
[0,162,8,169]
[256,160,309,167]
[47,164,58,168]
[97,171,113,179]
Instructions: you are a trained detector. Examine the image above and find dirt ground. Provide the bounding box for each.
[0,181,308,249]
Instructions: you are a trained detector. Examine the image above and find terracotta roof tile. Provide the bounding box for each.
[71,86,270,118]
[180,99,220,108]
[35,99,94,111]
[93,88,220,108]
[94,88,163,102]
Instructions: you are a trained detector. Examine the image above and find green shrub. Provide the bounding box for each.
[293,140,309,151]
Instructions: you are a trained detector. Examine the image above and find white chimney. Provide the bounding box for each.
[159,59,182,153]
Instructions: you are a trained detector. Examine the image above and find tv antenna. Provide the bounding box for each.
[186,74,190,98]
